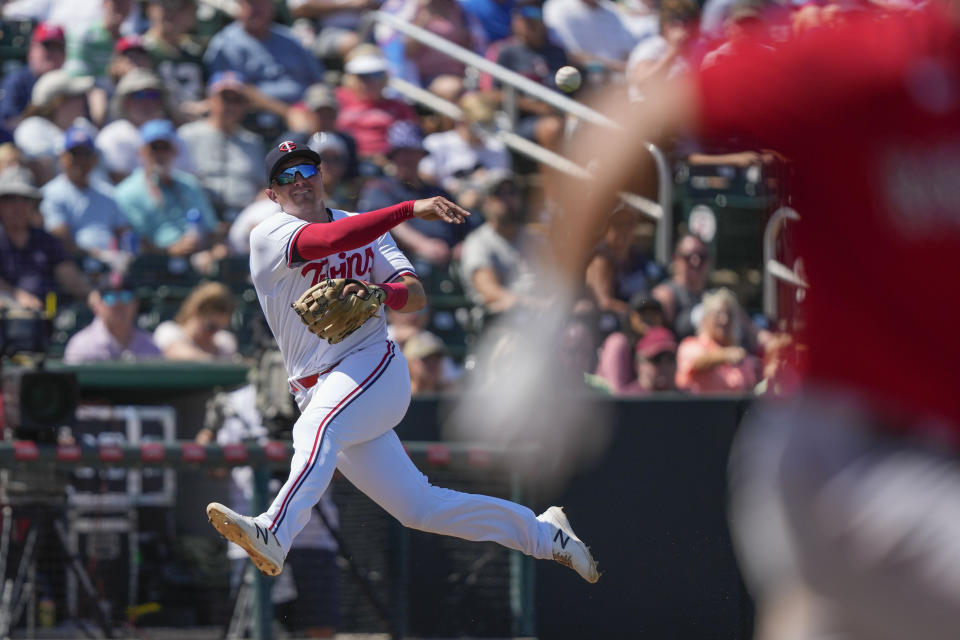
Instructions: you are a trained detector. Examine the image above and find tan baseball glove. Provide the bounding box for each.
[291,278,386,344]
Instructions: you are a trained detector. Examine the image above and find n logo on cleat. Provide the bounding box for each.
[554,529,570,549]
[255,524,269,544]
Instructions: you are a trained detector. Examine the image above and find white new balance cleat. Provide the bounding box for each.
[537,506,600,583]
[206,502,285,576]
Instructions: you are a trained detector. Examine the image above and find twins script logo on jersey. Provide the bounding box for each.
[301,248,376,285]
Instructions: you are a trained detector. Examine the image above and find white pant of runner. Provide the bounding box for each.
[260,339,556,561]
[729,386,960,640]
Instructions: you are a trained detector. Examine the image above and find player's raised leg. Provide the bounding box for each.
[336,429,600,583]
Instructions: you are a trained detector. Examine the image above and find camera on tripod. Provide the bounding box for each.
[0,308,79,443]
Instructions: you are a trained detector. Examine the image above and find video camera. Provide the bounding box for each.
[0,308,78,442]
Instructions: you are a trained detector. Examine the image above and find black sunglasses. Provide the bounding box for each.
[273,163,319,185]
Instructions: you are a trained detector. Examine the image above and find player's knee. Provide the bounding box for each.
[393,485,455,531]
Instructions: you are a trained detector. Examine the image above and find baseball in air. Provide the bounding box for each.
[555,66,582,92]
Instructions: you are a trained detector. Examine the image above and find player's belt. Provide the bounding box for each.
[289,360,342,393]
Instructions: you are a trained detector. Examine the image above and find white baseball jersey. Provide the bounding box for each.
[249,208,416,381]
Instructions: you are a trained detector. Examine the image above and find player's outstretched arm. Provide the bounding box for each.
[412,196,470,224]
[291,199,469,263]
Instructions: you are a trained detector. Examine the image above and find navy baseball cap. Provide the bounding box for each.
[264,140,321,183]
[140,119,176,144]
[63,126,94,151]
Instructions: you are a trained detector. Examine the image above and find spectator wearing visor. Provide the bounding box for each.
[63,271,162,363]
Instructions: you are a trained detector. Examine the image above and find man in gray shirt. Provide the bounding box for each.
[178,72,266,223]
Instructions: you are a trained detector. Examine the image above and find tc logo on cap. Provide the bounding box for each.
[278,141,297,152]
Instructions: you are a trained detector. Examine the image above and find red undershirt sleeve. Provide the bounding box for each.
[288,201,415,265]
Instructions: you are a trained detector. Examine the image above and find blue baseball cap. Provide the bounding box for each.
[513,2,543,19]
[140,119,176,145]
[208,70,246,95]
[63,126,94,151]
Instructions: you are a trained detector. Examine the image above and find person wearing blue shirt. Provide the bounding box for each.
[203,0,324,137]
[459,0,515,44]
[41,127,129,262]
[115,120,219,256]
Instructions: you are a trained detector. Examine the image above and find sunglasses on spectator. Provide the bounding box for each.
[68,146,96,157]
[357,72,387,82]
[40,41,65,52]
[680,251,708,264]
[649,352,676,365]
[149,140,174,153]
[272,163,319,185]
[101,290,135,305]
[130,89,161,101]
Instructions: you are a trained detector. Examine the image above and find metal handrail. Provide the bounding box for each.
[371,11,620,129]
[378,23,673,261]
[762,207,808,320]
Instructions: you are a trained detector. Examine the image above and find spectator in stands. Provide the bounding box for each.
[154,281,237,360]
[308,132,358,210]
[675,287,758,394]
[179,71,267,224]
[699,0,766,70]
[63,271,162,363]
[335,46,417,160]
[405,330,453,393]
[143,0,207,111]
[403,0,487,89]
[543,0,637,73]
[106,35,154,88]
[421,92,511,195]
[13,69,95,185]
[483,1,567,150]
[460,0,516,44]
[594,293,667,392]
[652,233,711,340]
[0,170,90,310]
[358,121,470,268]
[286,0,378,62]
[96,68,194,183]
[585,204,661,317]
[115,119,221,259]
[65,0,133,79]
[0,23,66,128]
[40,126,130,265]
[627,0,700,96]
[620,326,678,394]
[459,170,543,314]
[203,0,325,136]
[298,84,359,178]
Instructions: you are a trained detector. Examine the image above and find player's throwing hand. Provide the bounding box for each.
[412,196,470,224]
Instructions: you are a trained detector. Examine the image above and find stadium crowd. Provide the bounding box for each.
[0,0,882,397]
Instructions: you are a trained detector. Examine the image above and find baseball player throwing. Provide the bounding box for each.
[206,140,599,585]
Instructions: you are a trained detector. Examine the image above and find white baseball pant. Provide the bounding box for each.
[260,339,556,561]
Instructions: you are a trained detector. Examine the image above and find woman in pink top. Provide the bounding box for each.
[675,288,758,394]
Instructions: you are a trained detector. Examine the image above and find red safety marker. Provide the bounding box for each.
[181,442,207,463]
[467,448,491,467]
[13,441,38,462]
[223,443,248,463]
[56,443,81,462]
[426,444,451,466]
[99,444,124,462]
[264,441,289,462]
[140,442,165,463]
